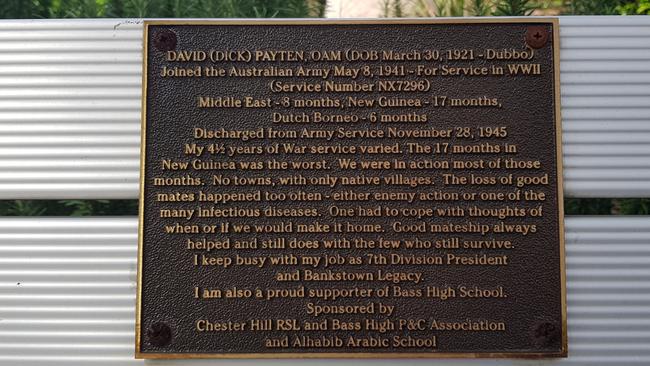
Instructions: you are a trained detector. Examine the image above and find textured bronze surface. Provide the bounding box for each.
[137,19,565,359]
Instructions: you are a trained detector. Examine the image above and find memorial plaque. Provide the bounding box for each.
[136,19,566,358]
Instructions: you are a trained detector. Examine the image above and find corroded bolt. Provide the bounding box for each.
[532,321,560,347]
[153,30,177,52]
[147,322,172,347]
[526,26,549,49]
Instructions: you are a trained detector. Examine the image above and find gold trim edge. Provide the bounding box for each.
[136,17,567,359]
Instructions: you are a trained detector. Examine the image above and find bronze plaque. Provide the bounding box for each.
[136,19,566,358]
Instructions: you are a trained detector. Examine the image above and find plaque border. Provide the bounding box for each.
[136,18,566,359]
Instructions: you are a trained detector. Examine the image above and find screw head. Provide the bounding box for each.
[153,30,177,52]
[147,321,172,347]
[532,321,560,347]
[526,26,549,49]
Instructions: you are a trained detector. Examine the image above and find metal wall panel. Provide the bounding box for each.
[0,216,648,365]
[0,17,649,198]
[0,20,141,200]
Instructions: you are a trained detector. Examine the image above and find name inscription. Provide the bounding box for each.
[137,19,566,358]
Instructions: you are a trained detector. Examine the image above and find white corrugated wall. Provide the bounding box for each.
[0,19,141,199]
[0,16,649,365]
[0,17,649,198]
[0,217,649,365]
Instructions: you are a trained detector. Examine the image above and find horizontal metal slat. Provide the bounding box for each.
[561,37,650,48]
[0,16,648,200]
[0,216,647,365]
[560,26,650,37]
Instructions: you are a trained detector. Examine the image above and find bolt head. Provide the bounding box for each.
[153,30,177,52]
[526,26,549,49]
[147,321,172,347]
[532,321,560,347]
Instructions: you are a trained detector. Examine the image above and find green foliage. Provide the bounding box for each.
[564,0,621,14]
[378,0,648,16]
[435,0,466,16]
[387,0,537,17]
[381,0,404,16]
[493,0,535,15]
[1,0,319,19]
[0,200,138,216]
[616,0,650,14]
[1,200,47,216]
[393,0,404,17]
[60,200,108,216]
[467,0,494,15]
[1,198,639,216]
[565,198,650,215]
[0,0,52,18]
[408,0,472,16]
[619,198,650,215]
[46,0,109,17]
[564,198,612,215]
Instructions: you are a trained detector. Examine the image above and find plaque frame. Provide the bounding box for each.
[136,18,566,359]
